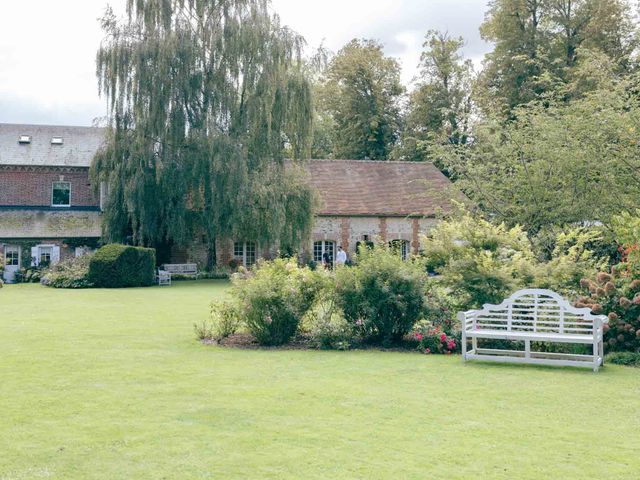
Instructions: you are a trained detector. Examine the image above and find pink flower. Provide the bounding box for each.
[440,333,447,342]
[425,348,431,354]
[355,319,364,327]
[415,332,423,341]
[447,340,456,350]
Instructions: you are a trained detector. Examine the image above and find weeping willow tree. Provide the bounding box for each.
[91,0,316,265]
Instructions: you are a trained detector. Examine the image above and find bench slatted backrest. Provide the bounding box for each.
[473,289,596,335]
[162,263,198,274]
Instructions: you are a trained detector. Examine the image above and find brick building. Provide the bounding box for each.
[1,123,458,281]
[0,124,104,282]
[212,160,457,268]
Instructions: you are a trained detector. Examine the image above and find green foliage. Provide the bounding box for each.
[397,30,474,163]
[232,258,328,346]
[301,298,352,350]
[478,0,638,116]
[443,80,640,233]
[605,351,640,367]
[335,245,426,345]
[93,0,315,255]
[611,210,640,275]
[422,212,535,309]
[423,212,603,309]
[42,255,94,289]
[195,301,242,341]
[577,271,640,352]
[532,227,606,297]
[88,244,156,288]
[317,39,404,160]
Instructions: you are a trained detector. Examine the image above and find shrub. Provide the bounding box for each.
[209,301,241,339]
[577,268,640,353]
[422,212,603,310]
[88,244,156,288]
[606,351,640,367]
[411,324,460,355]
[533,227,606,297]
[16,267,43,283]
[335,245,426,346]
[421,212,536,310]
[232,258,328,346]
[41,255,94,288]
[301,297,352,350]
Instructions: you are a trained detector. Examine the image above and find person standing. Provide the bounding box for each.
[336,246,347,266]
[322,250,332,270]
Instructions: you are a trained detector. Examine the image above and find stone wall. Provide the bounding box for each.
[198,215,441,268]
[0,209,102,239]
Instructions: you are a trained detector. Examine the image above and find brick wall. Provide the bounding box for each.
[0,166,98,207]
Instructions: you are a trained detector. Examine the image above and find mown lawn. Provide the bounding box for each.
[0,281,639,479]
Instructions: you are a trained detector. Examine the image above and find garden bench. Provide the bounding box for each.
[157,269,172,286]
[161,263,199,278]
[458,289,608,371]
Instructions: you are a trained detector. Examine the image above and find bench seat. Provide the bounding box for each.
[466,329,594,344]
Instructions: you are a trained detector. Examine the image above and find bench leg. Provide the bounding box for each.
[599,336,604,367]
[525,340,531,359]
[593,339,599,372]
[461,330,467,362]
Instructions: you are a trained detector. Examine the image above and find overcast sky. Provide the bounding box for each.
[0,0,491,127]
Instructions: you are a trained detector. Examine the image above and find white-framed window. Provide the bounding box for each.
[389,239,410,261]
[31,245,60,267]
[39,246,53,266]
[5,246,20,266]
[234,241,256,267]
[52,181,71,207]
[313,240,335,266]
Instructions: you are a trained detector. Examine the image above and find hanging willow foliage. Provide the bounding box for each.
[91,0,316,256]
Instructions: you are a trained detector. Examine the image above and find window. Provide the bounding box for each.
[18,135,31,144]
[52,181,71,207]
[389,240,410,261]
[313,241,335,265]
[5,247,19,266]
[51,137,64,145]
[39,246,53,266]
[234,241,256,267]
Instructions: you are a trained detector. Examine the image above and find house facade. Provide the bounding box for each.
[0,123,458,281]
[178,160,458,268]
[0,124,104,282]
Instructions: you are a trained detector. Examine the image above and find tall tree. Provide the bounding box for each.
[92,0,316,264]
[478,0,552,116]
[478,0,638,116]
[397,31,474,163]
[318,39,404,160]
[442,72,640,233]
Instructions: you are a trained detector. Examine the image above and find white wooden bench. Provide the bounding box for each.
[157,269,172,286]
[161,263,199,278]
[458,289,608,371]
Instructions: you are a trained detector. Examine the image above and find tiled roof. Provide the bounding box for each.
[305,160,459,217]
[0,123,105,167]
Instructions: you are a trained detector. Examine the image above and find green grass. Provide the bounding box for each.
[1,281,639,479]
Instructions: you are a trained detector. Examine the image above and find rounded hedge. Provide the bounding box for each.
[88,244,156,288]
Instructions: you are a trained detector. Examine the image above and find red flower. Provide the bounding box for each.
[440,333,447,342]
[415,332,423,341]
[425,348,431,354]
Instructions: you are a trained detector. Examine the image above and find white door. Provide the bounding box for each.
[3,245,20,283]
